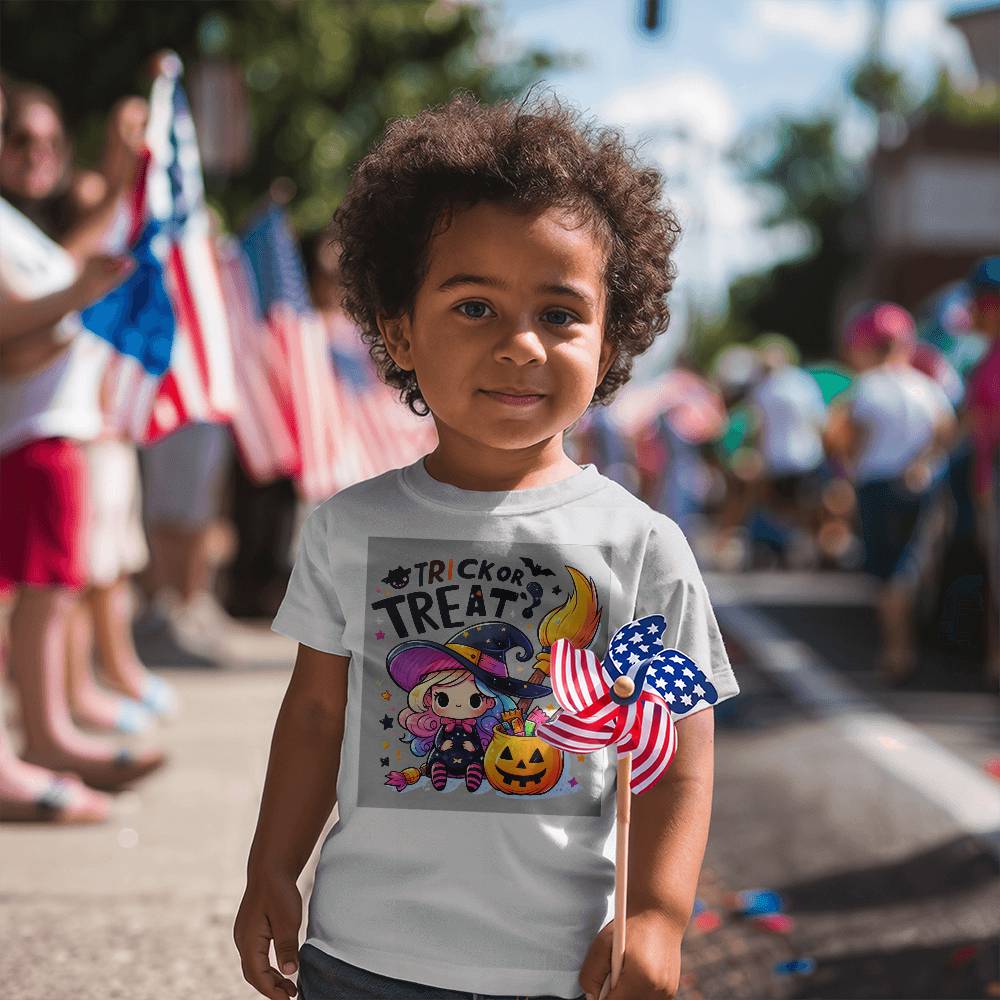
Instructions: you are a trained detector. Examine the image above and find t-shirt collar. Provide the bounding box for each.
[399,454,608,514]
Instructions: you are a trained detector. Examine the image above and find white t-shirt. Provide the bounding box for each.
[850,364,954,485]
[271,454,740,998]
[748,366,827,475]
[0,197,106,454]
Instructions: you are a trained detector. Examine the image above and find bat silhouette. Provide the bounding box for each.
[519,556,555,577]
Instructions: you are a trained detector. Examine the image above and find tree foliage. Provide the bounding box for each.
[0,0,559,231]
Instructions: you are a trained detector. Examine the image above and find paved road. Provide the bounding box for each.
[1,573,997,1000]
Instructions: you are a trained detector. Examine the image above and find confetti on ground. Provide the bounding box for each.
[774,957,816,976]
[692,897,706,916]
[751,913,795,934]
[946,944,977,969]
[734,889,784,916]
[693,910,722,932]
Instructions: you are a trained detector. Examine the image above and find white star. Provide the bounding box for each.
[682,667,695,678]
[654,677,667,689]
[664,665,675,674]
[638,644,649,653]
[673,678,686,689]
[629,634,643,644]
[615,643,628,655]
[693,684,705,697]
[669,654,685,665]
[627,652,641,666]
[681,694,692,706]
[665,692,675,703]
[646,623,660,635]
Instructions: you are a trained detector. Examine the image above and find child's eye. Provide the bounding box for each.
[435,692,450,707]
[542,309,576,326]
[456,301,494,320]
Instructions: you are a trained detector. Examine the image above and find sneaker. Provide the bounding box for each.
[135,589,222,667]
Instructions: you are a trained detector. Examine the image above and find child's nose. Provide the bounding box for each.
[495,326,546,362]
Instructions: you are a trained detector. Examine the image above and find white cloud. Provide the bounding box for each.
[884,0,978,87]
[599,70,738,148]
[750,0,868,56]
[719,21,769,64]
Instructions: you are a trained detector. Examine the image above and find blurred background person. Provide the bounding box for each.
[824,302,957,684]
[744,332,829,569]
[134,419,238,663]
[963,256,1000,687]
[0,79,164,815]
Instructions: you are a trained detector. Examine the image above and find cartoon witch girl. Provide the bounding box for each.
[384,621,551,793]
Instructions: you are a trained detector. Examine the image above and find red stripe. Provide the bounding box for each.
[127,149,152,245]
[168,244,211,392]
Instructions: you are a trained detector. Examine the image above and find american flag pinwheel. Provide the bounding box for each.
[536,613,718,794]
[534,612,721,998]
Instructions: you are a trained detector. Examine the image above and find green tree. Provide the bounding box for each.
[719,112,866,363]
[0,0,559,231]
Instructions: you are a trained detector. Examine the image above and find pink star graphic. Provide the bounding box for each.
[568,777,578,788]
[375,630,385,640]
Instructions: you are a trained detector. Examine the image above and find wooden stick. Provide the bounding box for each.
[598,751,631,999]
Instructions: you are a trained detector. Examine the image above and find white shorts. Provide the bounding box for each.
[84,438,149,587]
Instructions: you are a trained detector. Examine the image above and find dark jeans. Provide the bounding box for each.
[297,943,586,1000]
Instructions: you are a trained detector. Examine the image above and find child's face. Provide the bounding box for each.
[429,677,492,720]
[380,201,617,458]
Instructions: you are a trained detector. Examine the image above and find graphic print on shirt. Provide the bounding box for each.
[358,536,613,816]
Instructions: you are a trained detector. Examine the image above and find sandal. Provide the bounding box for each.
[0,773,110,824]
[139,674,179,719]
[21,746,167,792]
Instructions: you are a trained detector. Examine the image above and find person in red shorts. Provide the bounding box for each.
[0,80,165,821]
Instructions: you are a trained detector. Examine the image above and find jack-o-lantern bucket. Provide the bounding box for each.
[484,723,564,795]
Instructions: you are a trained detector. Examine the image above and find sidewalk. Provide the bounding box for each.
[0,653,297,1000]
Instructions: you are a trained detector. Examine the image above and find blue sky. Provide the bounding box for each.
[484,0,990,368]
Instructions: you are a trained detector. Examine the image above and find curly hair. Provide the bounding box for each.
[331,89,681,416]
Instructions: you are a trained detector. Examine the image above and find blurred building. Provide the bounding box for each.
[854,3,1000,309]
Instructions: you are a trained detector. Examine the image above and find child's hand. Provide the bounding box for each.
[577,908,684,999]
[234,874,303,999]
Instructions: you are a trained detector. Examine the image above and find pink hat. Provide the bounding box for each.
[842,302,916,352]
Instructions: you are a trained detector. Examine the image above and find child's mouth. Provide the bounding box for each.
[480,390,546,407]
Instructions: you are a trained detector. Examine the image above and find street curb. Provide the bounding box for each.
[710,589,1000,862]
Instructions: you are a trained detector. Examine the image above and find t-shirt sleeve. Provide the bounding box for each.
[634,513,740,721]
[848,372,876,423]
[270,504,350,657]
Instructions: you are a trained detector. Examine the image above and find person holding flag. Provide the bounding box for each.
[0,80,166,821]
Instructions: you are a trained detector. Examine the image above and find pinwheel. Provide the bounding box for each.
[535,613,719,998]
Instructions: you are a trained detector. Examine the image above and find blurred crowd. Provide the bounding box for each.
[0,74,997,827]
[572,270,999,692]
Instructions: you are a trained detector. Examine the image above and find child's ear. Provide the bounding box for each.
[597,336,618,387]
[378,313,415,372]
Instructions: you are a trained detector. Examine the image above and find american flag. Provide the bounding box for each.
[242,204,437,501]
[323,310,438,482]
[81,55,236,443]
[242,203,346,502]
[216,235,298,484]
[535,614,719,795]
